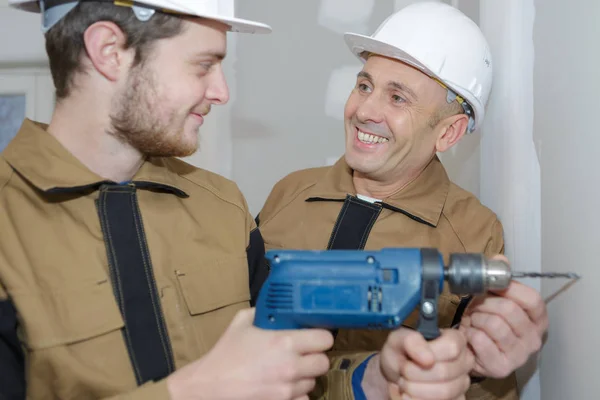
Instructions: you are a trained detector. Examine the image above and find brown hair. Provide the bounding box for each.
[45,2,185,99]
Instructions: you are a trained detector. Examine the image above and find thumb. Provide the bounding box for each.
[387,329,435,368]
[228,307,256,331]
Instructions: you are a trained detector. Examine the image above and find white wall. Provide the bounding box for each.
[535,0,600,398]
[233,0,482,216]
[0,0,48,64]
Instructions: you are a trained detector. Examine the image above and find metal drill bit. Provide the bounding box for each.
[512,271,581,279]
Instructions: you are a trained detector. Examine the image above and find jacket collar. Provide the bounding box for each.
[2,119,188,197]
[305,155,450,227]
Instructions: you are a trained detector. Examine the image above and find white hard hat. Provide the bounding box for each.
[9,0,271,35]
[344,2,492,133]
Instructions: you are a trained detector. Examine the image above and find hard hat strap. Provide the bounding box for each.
[40,0,78,33]
[434,77,476,133]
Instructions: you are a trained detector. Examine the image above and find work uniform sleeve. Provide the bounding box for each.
[483,218,505,257]
[0,281,26,399]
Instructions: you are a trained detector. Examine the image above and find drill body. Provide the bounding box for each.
[254,247,510,339]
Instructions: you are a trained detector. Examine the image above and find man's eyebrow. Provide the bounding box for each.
[357,71,372,80]
[357,71,418,101]
[388,81,418,101]
[193,51,226,61]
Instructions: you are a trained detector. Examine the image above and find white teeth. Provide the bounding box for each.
[357,129,389,144]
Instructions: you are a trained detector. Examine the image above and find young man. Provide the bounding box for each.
[0,1,474,399]
[257,3,549,399]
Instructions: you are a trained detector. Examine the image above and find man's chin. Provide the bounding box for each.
[141,142,198,158]
[345,154,382,174]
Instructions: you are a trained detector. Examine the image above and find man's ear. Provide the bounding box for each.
[435,113,469,153]
[83,21,131,83]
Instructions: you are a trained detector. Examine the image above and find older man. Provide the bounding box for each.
[257,2,548,399]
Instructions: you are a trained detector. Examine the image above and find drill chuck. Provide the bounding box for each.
[445,254,512,295]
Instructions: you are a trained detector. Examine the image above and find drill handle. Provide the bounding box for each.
[416,249,443,340]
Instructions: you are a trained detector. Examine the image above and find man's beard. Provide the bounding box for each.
[108,63,198,158]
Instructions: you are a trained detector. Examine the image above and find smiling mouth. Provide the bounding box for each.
[356,128,389,144]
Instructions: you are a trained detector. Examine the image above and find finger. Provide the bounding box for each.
[292,397,309,400]
[388,383,403,399]
[295,353,330,379]
[401,349,473,382]
[428,329,467,362]
[399,374,471,400]
[467,297,534,338]
[291,379,316,398]
[465,326,510,378]
[387,329,435,368]
[469,312,518,353]
[490,254,509,263]
[489,280,547,323]
[283,329,334,354]
[229,307,256,329]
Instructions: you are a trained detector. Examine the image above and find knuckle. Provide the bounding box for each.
[399,361,410,379]
[488,315,504,331]
[531,335,543,353]
[438,365,453,381]
[448,340,462,359]
[502,300,519,316]
[274,333,295,352]
[491,317,512,342]
[470,329,487,349]
[532,295,545,312]
[279,362,299,381]
[497,360,512,378]
[276,384,294,400]
[319,354,331,372]
[435,383,457,400]
[466,350,476,370]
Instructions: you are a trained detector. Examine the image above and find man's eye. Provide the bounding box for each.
[358,83,372,93]
[392,94,405,103]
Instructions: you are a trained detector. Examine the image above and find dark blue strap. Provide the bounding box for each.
[96,184,175,385]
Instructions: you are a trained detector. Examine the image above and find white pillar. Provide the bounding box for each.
[479,1,541,399]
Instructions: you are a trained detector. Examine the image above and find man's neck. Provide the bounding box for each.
[47,98,144,183]
[352,160,431,199]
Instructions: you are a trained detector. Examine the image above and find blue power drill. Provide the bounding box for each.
[253,248,514,340]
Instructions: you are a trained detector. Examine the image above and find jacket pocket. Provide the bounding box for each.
[176,255,250,315]
[13,279,125,350]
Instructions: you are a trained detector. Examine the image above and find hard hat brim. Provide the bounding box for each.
[198,13,272,34]
[344,32,439,84]
[9,0,272,34]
